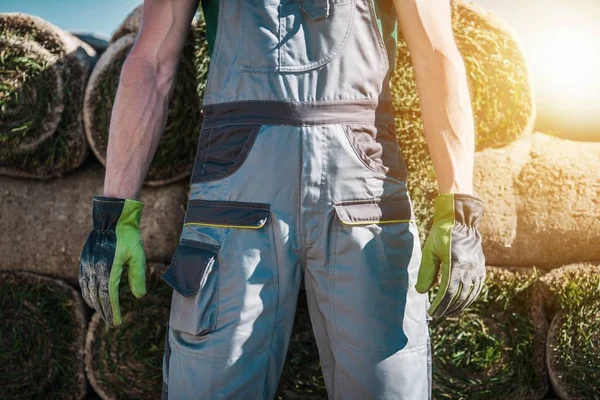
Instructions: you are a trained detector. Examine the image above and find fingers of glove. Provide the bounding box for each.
[87,278,103,317]
[79,272,94,310]
[445,282,479,318]
[79,235,97,309]
[100,262,124,327]
[416,239,440,294]
[428,259,453,317]
[444,280,475,316]
[128,239,147,299]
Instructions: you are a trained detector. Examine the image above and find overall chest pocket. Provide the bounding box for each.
[240,0,355,72]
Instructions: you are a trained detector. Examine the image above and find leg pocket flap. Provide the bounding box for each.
[334,197,415,226]
[184,199,270,229]
[161,239,220,297]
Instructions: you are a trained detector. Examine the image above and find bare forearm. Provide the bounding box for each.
[394,0,475,194]
[414,49,475,194]
[103,56,175,199]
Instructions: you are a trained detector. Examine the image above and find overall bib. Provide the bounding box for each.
[162,1,432,398]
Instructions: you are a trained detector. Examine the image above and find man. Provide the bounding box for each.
[79,0,485,399]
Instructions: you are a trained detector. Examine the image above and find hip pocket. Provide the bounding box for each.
[343,123,408,181]
[191,124,261,184]
[162,199,278,358]
[240,0,355,72]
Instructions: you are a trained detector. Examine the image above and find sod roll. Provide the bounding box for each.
[429,267,548,399]
[0,271,87,399]
[85,263,170,400]
[0,13,95,179]
[110,5,143,43]
[393,0,535,237]
[0,160,188,284]
[541,263,600,400]
[474,132,600,267]
[84,18,207,187]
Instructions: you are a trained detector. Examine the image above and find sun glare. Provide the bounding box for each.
[525,9,600,127]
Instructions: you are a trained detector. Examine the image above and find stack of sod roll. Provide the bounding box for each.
[0,14,96,179]
[0,271,87,399]
[83,6,209,186]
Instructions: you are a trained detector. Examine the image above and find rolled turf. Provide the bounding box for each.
[84,263,170,400]
[0,161,188,284]
[0,271,87,399]
[83,16,207,186]
[392,0,535,237]
[109,5,143,43]
[0,13,95,179]
[429,267,548,399]
[474,132,600,268]
[541,263,600,400]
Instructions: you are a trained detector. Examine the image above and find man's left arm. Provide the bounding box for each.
[392,0,486,317]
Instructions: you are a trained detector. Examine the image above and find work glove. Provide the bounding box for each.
[416,193,485,318]
[79,196,147,327]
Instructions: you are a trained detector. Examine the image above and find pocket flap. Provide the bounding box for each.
[334,197,415,225]
[184,199,270,229]
[161,239,219,297]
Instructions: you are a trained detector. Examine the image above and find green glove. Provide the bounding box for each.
[416,193,486,318]
[79,196,147,327]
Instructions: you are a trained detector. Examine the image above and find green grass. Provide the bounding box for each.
[0,16,88,177]
[543,264,600,399]
[0,272,84,400]
[87,266,171,399]
[429,268,547,399]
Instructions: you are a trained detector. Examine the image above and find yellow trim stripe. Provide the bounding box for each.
[184,222,265,229]
[339,219,414,226]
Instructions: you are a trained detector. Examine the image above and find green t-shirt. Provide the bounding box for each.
[199,0,398,69]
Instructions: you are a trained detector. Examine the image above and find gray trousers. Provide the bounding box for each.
[162,123,431,399]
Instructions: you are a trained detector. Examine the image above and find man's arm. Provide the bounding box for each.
[392,0,475,194]
[393,0,485,318]
[103,0,200,199]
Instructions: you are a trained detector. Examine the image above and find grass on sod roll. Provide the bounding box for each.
[85,21,205,186]
[392,0,534,238]
[0,36,63,152]
[85,264,170,400]
[0,14,90,179]
[429,267,548,399]
[0,271,86,400]
[541,264,600,400]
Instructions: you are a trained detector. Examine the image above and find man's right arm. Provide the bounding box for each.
[103,0,200,199]
[78,0,200,327]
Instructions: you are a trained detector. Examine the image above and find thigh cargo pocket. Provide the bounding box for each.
[162,239,220,335]
[331,197,427,354]
[162,199,277,357]
[241,0,355,72]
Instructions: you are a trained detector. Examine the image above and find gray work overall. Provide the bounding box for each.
[161,1,432,398]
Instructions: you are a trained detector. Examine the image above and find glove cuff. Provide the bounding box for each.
[434,192,484,228]
[91,196,144,232]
